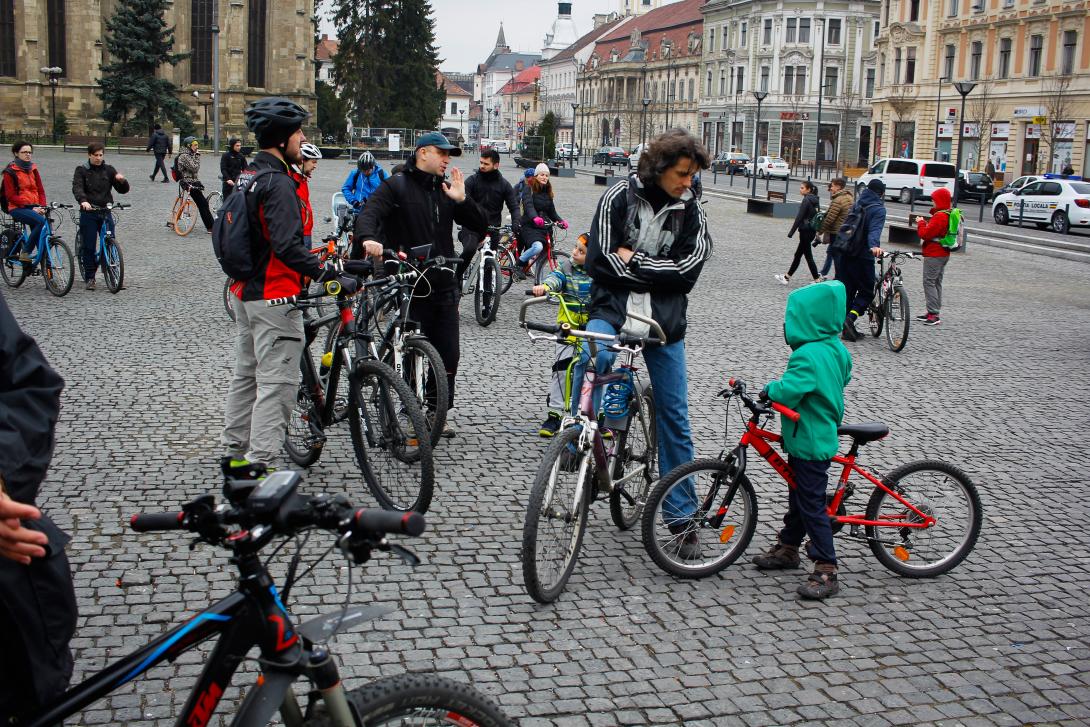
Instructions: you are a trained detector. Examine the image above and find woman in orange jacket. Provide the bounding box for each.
[2,141,49,262]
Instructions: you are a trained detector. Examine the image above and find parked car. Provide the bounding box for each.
[556,143,580,160]
[490,139,510,153]
[629,144,644,171]
[995,174,1043,197]
[992,176,1090,234]
[957,171,995,203]
[745,156,790,179]
[593,146,628,166]
[710,151,750,175]
[856,158,958,203]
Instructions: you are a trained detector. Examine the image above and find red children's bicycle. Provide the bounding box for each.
[640,378,982,579]
[498,220,570,291]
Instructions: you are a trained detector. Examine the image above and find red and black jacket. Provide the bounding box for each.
[231,152,323,302]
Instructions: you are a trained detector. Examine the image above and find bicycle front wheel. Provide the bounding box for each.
[884,284,910,352]
[284,361,325,467]
[102,238,124,293]
[497,250,516,294]
[349,359,434,513]
[865,460,982,577]
[206,191,222,217]
[641,459,758,579]
[0,230,27,288]
[522,426,591,603]
[42,237,74,297]
[387,336,448,449]
[174,199,196,236]
[474,255,501,326]
[609,386,656,530]
[308,673,512,727]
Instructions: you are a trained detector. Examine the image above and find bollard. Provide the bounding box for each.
[978,192,985,223]
[713,167,719,185]
[1018,199,1024,228]
[784,174,790,198]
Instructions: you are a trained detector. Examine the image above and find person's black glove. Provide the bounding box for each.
[758,388,770,403]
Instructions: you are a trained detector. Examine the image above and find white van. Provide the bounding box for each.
[857,159,958,203]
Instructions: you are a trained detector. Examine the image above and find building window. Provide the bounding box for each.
[827,18,841,45]
[709,27,716,53]
[191,0,213,84]
[784,66,806,95]
[879,53,885,86]
[970,41,982,80]
[47,0,66,74]
[865,68,875,98]
[824,66,838,98]
[763,19,772,46]
[740,22,747,47]
[708,69,714,95]
[797,18,810,44]
[873,21,880,47]
[894,48,902,84]
[248,0,268,87]
[688,78,694,100]
[1028,34,1043,77]
[450,102,457,114]
[786,18,796,44]
[783,66,794,94]
[1062,30,1076,75]
[0,0,14,77]
[909,0,920,21]
[736,66,745,93]
[760,65,770,91]
[718,68,725,95]
[998,38,1011,78]
[944,44,955,79]
[906,47,916,83]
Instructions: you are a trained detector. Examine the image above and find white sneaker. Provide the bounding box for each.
[774,274,790,286]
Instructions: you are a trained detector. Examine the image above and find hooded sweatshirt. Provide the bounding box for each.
[916,186,952,259]
[764,280,853,461]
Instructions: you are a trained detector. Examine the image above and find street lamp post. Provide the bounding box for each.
[953,80,977,206]
[211,5,220,153]
[521,101,531,154]
[193,91,213,141]
[40,67,62,143]
[733,89,742,152]
[815,18,827,176]
[933,76,949,161]
[459,109,465,148]
[570,101,581,166]
[751,90,768,197]
[641,98,652,148]
[664,58,675,129]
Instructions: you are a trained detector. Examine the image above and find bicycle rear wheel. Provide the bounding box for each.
[609,386,657,530]
[534,250,570,285]
[0,230,27,288]
[865,460,981,577]
[385,336,448,448]
[349,359,434,513]
[641,459,758,579]
[474,255,501,326]
[42,237,74,297]
[884,284,910,352]
[174,199,196,236]
[522,426,591,603]
[866,296,884,337]
[207,191,222,217]
[102,238,124,293]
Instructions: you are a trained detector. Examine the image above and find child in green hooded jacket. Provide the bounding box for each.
[754,280,853,599]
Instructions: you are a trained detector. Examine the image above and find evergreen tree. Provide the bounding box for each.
[332,0,445,130]
[97,0,194,136]
[316,81,351,142]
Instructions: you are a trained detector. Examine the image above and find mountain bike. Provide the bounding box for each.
[71,202,129,293]
[519,296,662,603]
[9,469,511,727]
[167,181,219,236]
[641,378,982,579]
[866,250,919,352]
[498,221,570,289]
[460,225,508,326]
[0,202,75,296]
[276,267,435,514]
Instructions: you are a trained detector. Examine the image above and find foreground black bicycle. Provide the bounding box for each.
[10,470,510,727]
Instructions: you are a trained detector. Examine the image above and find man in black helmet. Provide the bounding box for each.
[220,97,356,473]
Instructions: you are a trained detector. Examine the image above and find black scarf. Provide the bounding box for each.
[13,158,32,172]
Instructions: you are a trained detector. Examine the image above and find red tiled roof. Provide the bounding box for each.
[497,65,541,95]
[588,0,703,69]
[315,35,339,62]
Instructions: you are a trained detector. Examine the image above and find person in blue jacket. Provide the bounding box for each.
[341,151,388,210]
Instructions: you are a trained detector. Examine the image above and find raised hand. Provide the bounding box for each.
[443,167,467,203]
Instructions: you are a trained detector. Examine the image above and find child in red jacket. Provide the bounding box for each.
[915,187,953,326]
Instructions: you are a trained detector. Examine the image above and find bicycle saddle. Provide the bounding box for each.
[837,422,889,444]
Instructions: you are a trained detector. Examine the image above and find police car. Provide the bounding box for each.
[991,174,1090,234]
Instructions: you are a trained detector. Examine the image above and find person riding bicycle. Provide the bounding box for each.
[915,185,954,327]
[458,148,520,277]
[354,131,486,436]
[577,129,712,558]
[753,280,853,600]
[71,142,130,290]
[221,98,351,474]
[2,141,48,264]
[289,142,322,248]
[530,235,592,437]
[517,163,568,279]
[219,137,248,198]
[342,151,388,211]
[175,137,215,233]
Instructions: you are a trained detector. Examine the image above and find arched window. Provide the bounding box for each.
[248,0,268,87]
[191,0,213,84]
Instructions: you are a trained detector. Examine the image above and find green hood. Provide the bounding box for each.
[783,281,847,349]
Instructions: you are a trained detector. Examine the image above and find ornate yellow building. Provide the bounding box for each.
[0,0,316,140]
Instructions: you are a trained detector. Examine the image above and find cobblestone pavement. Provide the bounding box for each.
[5,148,1090,725]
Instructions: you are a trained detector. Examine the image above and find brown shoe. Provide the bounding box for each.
[752,541,801,570]
[797,563,840,600]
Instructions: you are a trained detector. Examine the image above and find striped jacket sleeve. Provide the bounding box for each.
[585,180,645,288]
[627,199,713,294]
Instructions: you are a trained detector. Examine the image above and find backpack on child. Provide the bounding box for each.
[937,208,965,251]
[211,168,278,279]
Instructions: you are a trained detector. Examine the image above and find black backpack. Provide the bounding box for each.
[0,168,17,213]
[211,168,278,279]
[831,204,871,257]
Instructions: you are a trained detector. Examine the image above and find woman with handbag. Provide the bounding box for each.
[775,180,821,286]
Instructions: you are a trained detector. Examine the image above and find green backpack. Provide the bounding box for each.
[938,208,964,250]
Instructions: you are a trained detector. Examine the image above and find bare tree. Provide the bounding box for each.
[833,87,862,173]
[967,78,998,171]
[782,93,806,171]
[887,84,917,121]
[1040,74,1074,174]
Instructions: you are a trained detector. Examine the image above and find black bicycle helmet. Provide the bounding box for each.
[183,136,198,146]
[357,151,376,170]
[245,97,310,148]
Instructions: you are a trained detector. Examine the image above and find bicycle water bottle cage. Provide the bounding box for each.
[601,372,635,419]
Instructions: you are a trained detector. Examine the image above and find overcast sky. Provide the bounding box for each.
[319,0,617,72]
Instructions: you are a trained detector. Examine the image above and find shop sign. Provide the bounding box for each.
[779,112,809,120]
[1052,122,1075,140]
[937,123,955,138]
[990,122,1010,138]
[961,122,980,138]
[1012,106,1046,118]
[1025,124,1041,139]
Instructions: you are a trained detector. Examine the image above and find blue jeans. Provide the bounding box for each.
[78,211,112,281]
[779,456,836,565]
[10,207,48,254]
[518,240,543,265]
[819,248,838,277]
[571,319,696,522]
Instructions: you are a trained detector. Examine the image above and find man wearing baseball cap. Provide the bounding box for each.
[355,131,486,437]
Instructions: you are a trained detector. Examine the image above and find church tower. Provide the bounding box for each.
[542,3,579,60]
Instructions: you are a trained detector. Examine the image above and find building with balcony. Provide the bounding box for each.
[700,0,881,170]
[871,0,1090,180]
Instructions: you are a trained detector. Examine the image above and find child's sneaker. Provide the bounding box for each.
[923,314,941,326]
[797,563,839,600]
[538,412,561,438]
[752,542,801,570]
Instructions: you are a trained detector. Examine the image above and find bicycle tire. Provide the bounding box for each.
[865,460,982,577]
[284,359,325,467]
[866,297,883,338]
[884,284,910,352]
[349,358,434,513]
[383,336,448,449]
[473,255,501,326]
[609,386,657,530]
[102,238,124,293]
[207,191,222,217]
[641,459,758,579]
[534,250,570,285]
[174,199,197,236]
[497,250,516,294]
[74,231,86,282]
[307,672,512,727]
[0,230,27,288]
[223,278,236,321]
[522,426,592,603]
[42,237,74,297]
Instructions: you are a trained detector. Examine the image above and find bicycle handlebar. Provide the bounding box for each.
[518,295,666,345]
[724,378,801,422]
[130,511,185,532]
[87,202,132,212]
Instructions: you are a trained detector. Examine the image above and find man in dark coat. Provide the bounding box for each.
[146,124,172,183]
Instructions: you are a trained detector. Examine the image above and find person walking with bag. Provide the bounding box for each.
[816,177,853,279]
[775,180,821,286]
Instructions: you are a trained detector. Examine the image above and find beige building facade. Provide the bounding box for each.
[871,0,1090,181]
[0,0,315,141]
